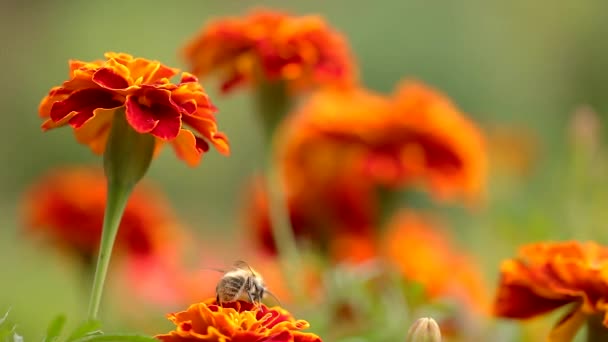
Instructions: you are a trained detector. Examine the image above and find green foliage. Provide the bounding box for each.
[37,316,153,342]
[0,310,22,342]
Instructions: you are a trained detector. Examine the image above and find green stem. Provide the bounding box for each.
[253,79,303,302]
[86,108,155,320]
[587,314,608,342]
[86,182,132,320]
[255,79,290,141]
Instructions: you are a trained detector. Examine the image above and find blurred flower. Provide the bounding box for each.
[39,52,229,166]
[282,82,486,203]
[156,300,322,342]
[244,175,376,261]
[182,9,355,94]
[383,211,489,314]
[406,317,442,342]
[21,167,181,263]
[486,125,539,178]
[494,241,608,341]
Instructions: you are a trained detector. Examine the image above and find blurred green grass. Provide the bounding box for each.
[2,0,608,339]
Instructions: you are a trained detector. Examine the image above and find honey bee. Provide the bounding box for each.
[215,260,280,306]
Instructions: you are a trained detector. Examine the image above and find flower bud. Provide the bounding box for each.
[406,317,442,342]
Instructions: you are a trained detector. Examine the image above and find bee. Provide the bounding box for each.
[214,260,280,307]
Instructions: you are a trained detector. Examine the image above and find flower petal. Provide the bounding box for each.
[93,67,130,90]
[49,88,121,122]
[171,129,202,167]
[125,95,159,133]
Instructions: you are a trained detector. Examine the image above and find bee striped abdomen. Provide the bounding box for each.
[216,275,246,302]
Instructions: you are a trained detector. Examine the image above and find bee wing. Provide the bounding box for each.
[233,260,256,274]
[200,266,227,273]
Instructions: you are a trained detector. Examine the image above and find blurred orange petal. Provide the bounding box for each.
[21,166,183,262]
[383,211,489,314]
[183,9,356,94]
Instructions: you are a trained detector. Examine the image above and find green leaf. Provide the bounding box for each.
[71,334,157,342]
[44,314,67,342]
[66,321,102,341]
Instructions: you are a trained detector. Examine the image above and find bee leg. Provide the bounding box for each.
[216,294,222,306]
[247,291,259,309]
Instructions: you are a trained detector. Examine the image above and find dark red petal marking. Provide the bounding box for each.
[50,88,120,122]
[195,137,210,153]
[151,110,181,140]
[125,96,158,133]
[179,100,197,115]
[179,74,198,83]
[68,111,94,128]
[93,68,130,90]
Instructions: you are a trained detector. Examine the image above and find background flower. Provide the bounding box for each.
[383,211,489,314]
[21,166,183,263]
[182,9,356,93]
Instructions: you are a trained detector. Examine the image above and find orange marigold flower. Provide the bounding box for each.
[182,9,355,93]
[156,300,322,342]
[383,211,489,314]
[494,241,608,339]
[21,166,181,262]
[281,82,486,203]
[39,52,229,166]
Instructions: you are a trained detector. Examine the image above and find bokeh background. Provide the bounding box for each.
[2,0,608,339]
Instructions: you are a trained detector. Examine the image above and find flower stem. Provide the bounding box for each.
[254,80,303,302]
[86,181,132,320]
[587,314,608,342]
[87,108,155,320]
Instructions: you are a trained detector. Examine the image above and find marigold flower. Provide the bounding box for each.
[156,300,322,342]
[39,52,229,166]
[383,211,489,314]
[21,167,181,262]
[494,241,608,340]
[182,9,355,93]
[281,82,486,203]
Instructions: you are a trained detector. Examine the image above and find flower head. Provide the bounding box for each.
[383,211,489,313]
[156,300,322,342]
[39,52,229,166]
[494,241,608,339]
[21,167,181,262]
[182,9,356,93]
[281,82,486,203]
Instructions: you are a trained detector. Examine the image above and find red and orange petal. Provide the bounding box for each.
[494,241,608,324]
[21,166,182,261]
[383,211,489,314]
[182,9,356,93]
[390,81,486,200]
[39,52,229,166]
[156,300,322,342]
[282,83,486,202]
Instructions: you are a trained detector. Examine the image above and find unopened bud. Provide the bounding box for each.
[406,317,442,342]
